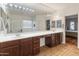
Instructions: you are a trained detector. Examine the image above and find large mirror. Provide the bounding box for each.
[0,4,36,34]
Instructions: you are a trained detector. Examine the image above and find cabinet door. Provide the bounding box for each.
[45,35,54,47]
[59,33,62,44]
[55,34,59,45]
[21,38,32,56]
[1,45,19,56]
[52,34,56,46]
[45,33,62,47]
[55,33,62,45]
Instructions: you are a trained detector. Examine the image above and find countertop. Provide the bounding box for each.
[0,30,63,42]
[66,30,78,33]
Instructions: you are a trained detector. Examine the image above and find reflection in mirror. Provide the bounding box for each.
[22,20,33,32]
[70,21,75,31]
[0,5,11,34]
[56,20,62,28]
[0,3,36,34]
[52,21,55,28]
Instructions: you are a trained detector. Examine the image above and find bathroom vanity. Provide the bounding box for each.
[0,31,63,56]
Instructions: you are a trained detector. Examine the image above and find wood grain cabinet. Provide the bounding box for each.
[0,40,20,56]
[45,34,55,47]
[0,37,40,56]
[32,37,40,55]
[45,33,62,47]
[20,38,32,56]
[55,33,62,45]
[0,33,62,56]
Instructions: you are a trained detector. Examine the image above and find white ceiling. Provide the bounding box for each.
[6,3,79,15]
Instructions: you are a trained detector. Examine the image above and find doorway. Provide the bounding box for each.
[65,14,78,46]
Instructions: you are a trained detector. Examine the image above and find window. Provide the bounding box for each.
[70,21,75,31]
[22,20,33,28]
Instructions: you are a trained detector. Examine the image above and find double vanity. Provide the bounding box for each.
[0,30,63,56]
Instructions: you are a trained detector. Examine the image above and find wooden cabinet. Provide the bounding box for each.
[20,38,32,56]
[32,37,40,55]
[1,45,19,56]
[55,33,62,45]
[45,34,55,47]
[45,33,62,47]
[0,37,40,56]
[0,33,62,56]
[0,40,19,56]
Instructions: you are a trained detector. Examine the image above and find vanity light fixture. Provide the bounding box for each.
[14,5,18,8]
[9,4,13,7]
[19,6,22,9]
[26,8,29,10]
[31,10,34,12]
[23,7,25,10]
[29,9,35,12]
[8,4,35,12]
[29,9,32,11]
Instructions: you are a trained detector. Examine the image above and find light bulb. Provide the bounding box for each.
[14,5,18,8]
[26,8,29,10]
[23,7,25,10]
[29,9,32,11]
[19,6,22,9]
[32,10,34,12]
[9,4,13,7]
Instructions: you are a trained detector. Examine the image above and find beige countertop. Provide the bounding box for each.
[0,30,63,42]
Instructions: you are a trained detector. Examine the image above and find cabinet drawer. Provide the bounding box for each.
[1,40,19,48]
[20,38,32,43]
[33,40,40,44]
[32,37,40,41]
[33,43,40,48]
[21,39,32,46]
[32,37,40,44]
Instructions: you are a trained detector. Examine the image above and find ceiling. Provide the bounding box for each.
[6,3,79,15]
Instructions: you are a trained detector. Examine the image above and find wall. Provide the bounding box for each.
[62,7,79,16]
[35,14,47,31]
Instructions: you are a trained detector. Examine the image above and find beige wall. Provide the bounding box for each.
[35,14,47,31]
